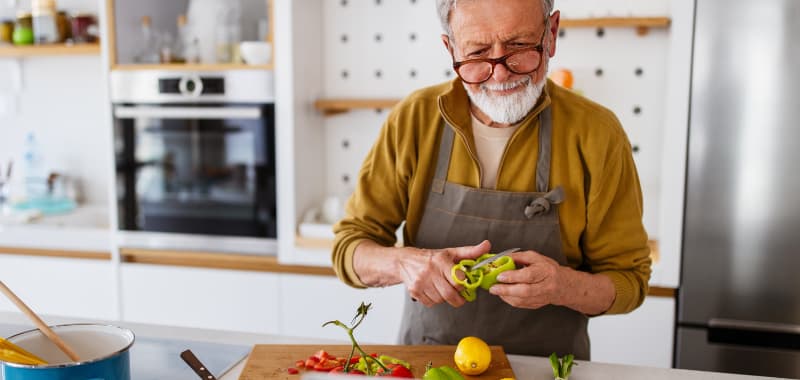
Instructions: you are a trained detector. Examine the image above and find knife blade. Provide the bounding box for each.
[471,247,521,270]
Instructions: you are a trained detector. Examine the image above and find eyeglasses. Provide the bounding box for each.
[451,26,548,85]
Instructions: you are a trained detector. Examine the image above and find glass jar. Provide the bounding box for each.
[56,11,71,42]
[0,20,13,44]
[70,13,97,43]
[32,0,58,44]
[12,12,34,45]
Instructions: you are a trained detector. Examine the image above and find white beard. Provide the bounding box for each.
[464,75,547,125]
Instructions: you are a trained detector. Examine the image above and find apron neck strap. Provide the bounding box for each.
[433,106,554,194]
[536,106,553,193]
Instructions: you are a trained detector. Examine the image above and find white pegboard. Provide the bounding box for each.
[319,0,671,238]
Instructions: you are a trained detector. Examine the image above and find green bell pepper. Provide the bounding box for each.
[450,253,516,301]
[478,254,515,290]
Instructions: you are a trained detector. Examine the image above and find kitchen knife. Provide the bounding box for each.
[181,349,218,380]
[471,247,520,270]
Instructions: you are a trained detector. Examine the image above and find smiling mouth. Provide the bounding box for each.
[482,77,530,95]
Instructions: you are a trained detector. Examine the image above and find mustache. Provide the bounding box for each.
[480,76,532,92]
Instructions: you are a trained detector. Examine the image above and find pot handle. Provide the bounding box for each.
[180,349,218,380]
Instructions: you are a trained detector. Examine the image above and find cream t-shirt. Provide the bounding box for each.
[471,114,522,189]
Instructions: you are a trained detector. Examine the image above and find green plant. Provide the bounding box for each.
[549,352,577,380]
[323,302,407,376]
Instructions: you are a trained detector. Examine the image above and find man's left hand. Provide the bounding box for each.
[488,250,565,309]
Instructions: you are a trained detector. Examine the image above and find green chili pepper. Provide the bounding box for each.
[379,354,411,369]
[423,361,466,380]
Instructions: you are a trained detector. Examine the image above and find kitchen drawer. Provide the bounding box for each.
[120,263,280,334]
[0,254,116,320]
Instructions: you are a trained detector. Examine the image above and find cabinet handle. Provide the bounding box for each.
[708,318,800,350]
[114,106,261,120]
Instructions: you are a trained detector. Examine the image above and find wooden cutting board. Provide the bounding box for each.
[239,344,515,379]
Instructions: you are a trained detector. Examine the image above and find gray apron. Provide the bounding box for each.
[398,107,590,359]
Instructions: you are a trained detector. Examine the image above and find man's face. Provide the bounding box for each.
[444,0,559,124]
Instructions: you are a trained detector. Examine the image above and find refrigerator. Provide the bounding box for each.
[676,0,800,377]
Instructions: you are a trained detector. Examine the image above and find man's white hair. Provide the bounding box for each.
[436,0,554,37]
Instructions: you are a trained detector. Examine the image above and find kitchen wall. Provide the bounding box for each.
[0,0,110,206]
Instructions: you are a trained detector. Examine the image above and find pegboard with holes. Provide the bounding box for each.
[312,0,670,239]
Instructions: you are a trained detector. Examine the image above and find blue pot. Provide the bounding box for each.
[0,324,135,380]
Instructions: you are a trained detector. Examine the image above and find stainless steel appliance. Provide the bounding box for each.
[110,70,277,254]
[676,0,800,377]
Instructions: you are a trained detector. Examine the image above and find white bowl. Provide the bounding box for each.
[239,41,272,65]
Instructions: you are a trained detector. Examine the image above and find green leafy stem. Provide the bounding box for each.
[322,302,390,375]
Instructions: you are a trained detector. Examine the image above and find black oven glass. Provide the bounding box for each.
[114,103,276,238]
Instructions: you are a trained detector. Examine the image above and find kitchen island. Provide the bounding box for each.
[0,312,783,380]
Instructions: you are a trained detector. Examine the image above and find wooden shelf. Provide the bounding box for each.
[111,63,274,71]
[0,43,101,57]
[120,248,335,277]
[314,98,401,116]
[561,17,671,36]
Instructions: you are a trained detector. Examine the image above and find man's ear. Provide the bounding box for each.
[441,34,453,55]
[548,10,560,57]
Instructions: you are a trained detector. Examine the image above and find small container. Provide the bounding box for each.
[12,12,34,45]
[0,20,13,44]
[70,13,97,43]
[56,10,71,42]
[32,0,58,44]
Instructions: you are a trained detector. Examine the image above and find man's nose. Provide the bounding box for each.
[491,60,513,82]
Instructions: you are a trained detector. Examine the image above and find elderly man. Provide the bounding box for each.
[332,0,651,358]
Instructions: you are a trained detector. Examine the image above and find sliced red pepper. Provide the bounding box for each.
[377,363,414,378]
[305,356,319,368]
[295,360,305,368]
[287,367,299,375]
[313,350,331,361]
[313,358,341,371]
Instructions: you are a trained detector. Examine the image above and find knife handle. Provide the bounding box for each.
[181,349,218,380]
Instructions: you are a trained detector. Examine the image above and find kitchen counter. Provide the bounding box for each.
[0,312,785,380]
[0,205,111,252]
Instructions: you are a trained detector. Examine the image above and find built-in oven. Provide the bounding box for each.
[110,70,277,254]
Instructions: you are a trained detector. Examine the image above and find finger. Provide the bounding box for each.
[413,291,435,307]
[508,250,547,265]
[450,239,492,261]
[496,264,551,284]
[489,283,540,298]
[423,285,445,306]
[433,273,465,307]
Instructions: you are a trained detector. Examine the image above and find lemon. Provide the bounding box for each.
[454,336,491,375]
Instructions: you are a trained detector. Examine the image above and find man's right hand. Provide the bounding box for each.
[353,239,491,308]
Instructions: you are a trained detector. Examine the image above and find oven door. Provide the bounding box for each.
[114,103,276,241]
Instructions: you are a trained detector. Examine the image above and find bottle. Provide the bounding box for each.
[23,132,48,200]
[134,16,159,63]
[171,14,189,63]
[32,0,58,44]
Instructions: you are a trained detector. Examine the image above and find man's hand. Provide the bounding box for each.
[398,240,491,308]
[488,250,616,315]
[488,250,565,309]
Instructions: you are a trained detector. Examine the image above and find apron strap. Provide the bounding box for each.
[431,122,455,194]
[536,107,553,193]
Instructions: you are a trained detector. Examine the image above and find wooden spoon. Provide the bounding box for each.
[0,281,81,362]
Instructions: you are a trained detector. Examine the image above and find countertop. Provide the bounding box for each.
[0,312,785,380]
[0,205,111,252]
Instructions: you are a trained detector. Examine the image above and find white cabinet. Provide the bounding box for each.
[589,296,675,368]
[278,274,406,344]
[119,263,280,334]
[0,254,116,320]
